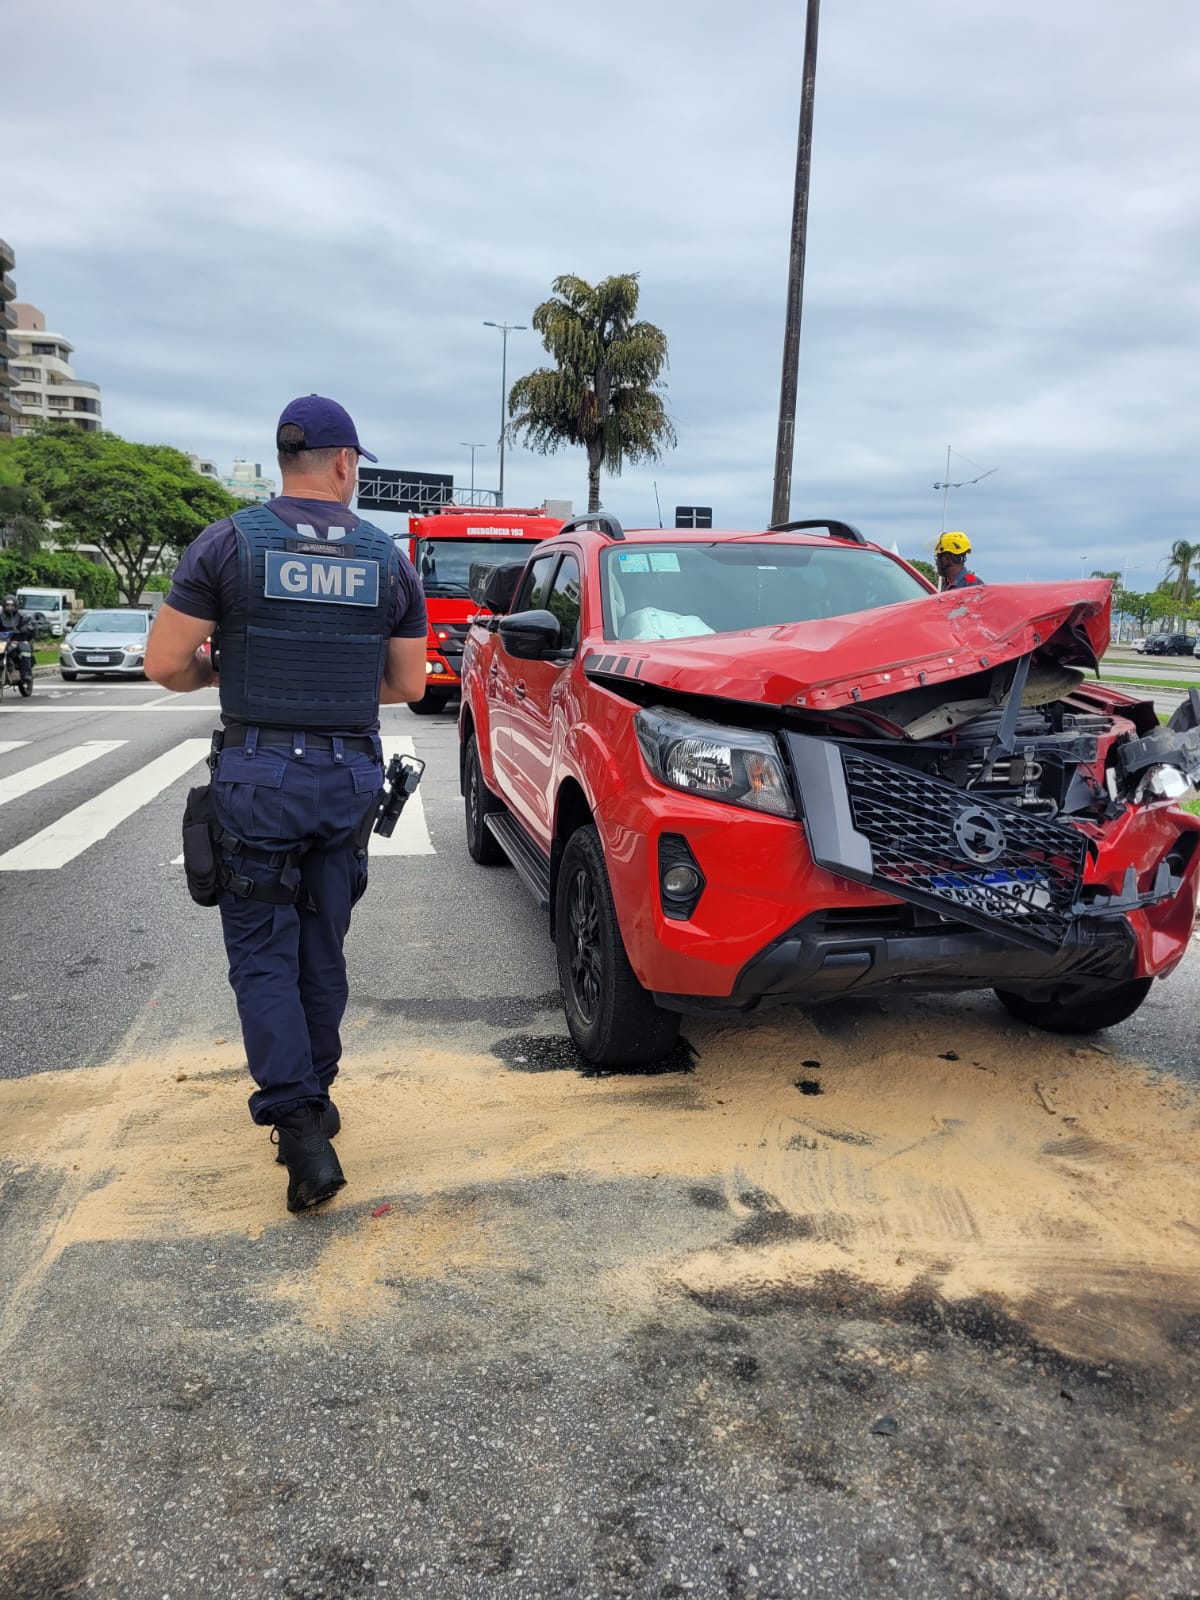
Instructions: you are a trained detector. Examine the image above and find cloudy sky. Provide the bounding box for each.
[6,0,1197,583]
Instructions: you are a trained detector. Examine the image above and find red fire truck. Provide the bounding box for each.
[405,506,565,713]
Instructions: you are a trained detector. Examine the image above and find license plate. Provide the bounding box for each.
[85,654,110,663]
[932,867,1051,911]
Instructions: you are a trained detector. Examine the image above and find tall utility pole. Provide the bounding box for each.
[770,0,822,529]
[483,320,526,506]
[460,441,488,499]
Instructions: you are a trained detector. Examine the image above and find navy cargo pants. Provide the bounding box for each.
[212,729,384,1124]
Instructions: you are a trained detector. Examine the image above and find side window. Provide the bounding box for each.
[545,556,582,649]
[515,555,557,614]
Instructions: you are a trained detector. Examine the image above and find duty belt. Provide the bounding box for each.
[217,725,378,757]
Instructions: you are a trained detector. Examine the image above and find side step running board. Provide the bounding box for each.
[485,813,552,909]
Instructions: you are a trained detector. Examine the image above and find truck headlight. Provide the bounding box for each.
[634,708,795,818]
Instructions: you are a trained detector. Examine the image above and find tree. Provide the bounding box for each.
[1163,539,1198,604]
[908,557,937,585]
[506,273,676,513]
[0,483,47,556]
[13,427,240,602]
[1122,590,1157,633]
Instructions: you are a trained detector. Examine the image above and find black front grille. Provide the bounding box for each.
[840,750,1087,949]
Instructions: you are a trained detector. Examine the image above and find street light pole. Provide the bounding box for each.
[770,0,822,529]
[484,320,526,506]
[460,441,488,500]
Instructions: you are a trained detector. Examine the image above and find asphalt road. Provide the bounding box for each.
[1,680,1197,1599]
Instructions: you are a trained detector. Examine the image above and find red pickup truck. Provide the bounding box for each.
[406,507,564,713]
[458,514,1200,1066]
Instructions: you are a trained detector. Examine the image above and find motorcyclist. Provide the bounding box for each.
[935,531,983,591]
[0,594,35,692]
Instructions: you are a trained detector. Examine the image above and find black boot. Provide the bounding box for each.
[272,1105,346,1213]
[273,1099,340,1164]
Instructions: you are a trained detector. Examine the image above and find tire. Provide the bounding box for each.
[18,678,32,698]
[464,735,507,865]
[408,693,449,715]
[994,977,1153,1034]
[61,671,77,681]
[555,824,680,1068]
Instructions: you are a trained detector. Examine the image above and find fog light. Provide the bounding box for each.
[663,865,701,896]
[425,660,434,674]
[658,833,706,920]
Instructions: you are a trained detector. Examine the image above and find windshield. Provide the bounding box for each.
[19,592,64,611]
[601,542,930,640]
[73,611,149,634]
[414,538,543,598]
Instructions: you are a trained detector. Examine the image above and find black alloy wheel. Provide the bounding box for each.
[554,825,680,1068]
[565,865,603,1025]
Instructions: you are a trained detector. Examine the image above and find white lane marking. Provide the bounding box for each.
[0,741,30,756]
[0,741,126,810]
[0,739,211,871]
[144,690,193,707]
[373,735,435,856]
[0,703,221,713]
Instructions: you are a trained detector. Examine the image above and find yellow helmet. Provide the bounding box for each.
[936,530,971,558]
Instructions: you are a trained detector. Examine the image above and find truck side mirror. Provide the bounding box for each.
[498,609,563,660]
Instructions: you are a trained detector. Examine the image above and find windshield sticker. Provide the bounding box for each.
[617,553,650,572]
[648,552,681,572]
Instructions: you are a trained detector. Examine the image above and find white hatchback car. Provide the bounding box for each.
[60,609,153,680]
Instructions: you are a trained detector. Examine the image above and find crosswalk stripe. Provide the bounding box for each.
[0,741,126,810]
[0,741,30,756]
[372,734,436,857]
[0,738,211,872]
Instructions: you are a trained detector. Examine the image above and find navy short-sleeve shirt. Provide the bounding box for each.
[167,495,427,733]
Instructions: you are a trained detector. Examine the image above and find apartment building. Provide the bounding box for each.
[189,454,275,503]
[0,239,20,438]
[10,303,103,434]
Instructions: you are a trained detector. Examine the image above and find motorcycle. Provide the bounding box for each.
[0,629,34,699]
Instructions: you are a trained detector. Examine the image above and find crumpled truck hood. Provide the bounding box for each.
[584,581,1112,712]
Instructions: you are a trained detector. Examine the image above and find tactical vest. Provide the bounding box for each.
[219,505,397,731]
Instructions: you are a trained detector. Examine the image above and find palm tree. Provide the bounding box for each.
[1162,540,1199,605]
[507,273,676,513]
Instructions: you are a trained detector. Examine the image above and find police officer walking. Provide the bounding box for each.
[146,397,428,1212]
[935,531,984,591]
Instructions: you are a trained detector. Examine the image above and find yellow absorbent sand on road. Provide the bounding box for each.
[1,1006,1198,1369]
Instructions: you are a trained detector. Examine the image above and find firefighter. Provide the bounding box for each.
[145,396,429,1213]
[935,531,983,591]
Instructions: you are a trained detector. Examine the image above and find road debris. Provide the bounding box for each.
[1035,1082,1058,1115]
[371,1204,392,1219]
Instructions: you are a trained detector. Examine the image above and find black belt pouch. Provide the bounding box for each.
[182,784,223,907]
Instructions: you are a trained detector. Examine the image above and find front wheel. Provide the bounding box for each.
[408,692,450,715]
[60,670,77,682]
[994,977,1153,1034]
[555,825,680,1068]
[18,677,32,698]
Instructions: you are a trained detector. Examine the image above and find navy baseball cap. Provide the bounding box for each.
[275,394,378,462]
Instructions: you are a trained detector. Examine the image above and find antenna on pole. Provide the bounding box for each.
[933,445,998,531]
[653,480,664,529]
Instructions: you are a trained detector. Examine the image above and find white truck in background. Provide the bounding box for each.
[16,587,76,639]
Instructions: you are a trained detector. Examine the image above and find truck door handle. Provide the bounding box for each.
[514,682,527,700]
